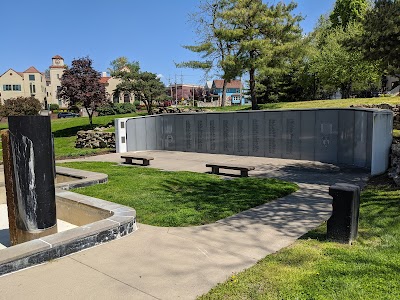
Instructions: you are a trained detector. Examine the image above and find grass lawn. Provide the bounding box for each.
[205,96,400,111]
[199,178,400,300]
[59,161,298,227]
[0,112,144,161]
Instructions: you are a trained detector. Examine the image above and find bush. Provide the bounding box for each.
[49,103,59,111]
[115,103,135,114]
[1,96,42,117]
[97,103,136,116]
[97,103,115,116]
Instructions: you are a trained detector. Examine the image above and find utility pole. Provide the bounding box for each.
[175,74,178,106]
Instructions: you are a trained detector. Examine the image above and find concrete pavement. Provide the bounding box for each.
[0,151,368,299]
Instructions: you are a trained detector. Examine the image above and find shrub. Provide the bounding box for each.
[97,103,136,116]
[97,103,116,116]
[115,103,135,114]
[49,103,59,111]
[1,96,42,117]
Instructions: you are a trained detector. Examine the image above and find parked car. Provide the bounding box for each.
[57,112,80,118]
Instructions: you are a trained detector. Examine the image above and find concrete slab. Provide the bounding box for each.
[0,151,369,299]
[0,257,157,300]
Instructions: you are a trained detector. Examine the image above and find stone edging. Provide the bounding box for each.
[0,167,137,276]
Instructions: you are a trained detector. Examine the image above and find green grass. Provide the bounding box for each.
[59,161,298,227]
[206,96,400,111]
[199,180,400,300]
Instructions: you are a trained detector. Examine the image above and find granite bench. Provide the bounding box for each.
[121,155,154,166]
[206,163,255,177]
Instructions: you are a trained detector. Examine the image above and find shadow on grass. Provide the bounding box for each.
[300,180,400,242]
[53,124,96,138]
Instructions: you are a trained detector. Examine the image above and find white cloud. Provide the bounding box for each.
[156,74,164,79]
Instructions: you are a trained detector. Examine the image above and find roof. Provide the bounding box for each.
[0,68,24,77]
[23,66,41,73]
[49,65,66,69]
[100,77,111,84]
[52,55,63,59]
[213,79,242,89]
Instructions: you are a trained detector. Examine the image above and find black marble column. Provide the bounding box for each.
[7,116,57,242]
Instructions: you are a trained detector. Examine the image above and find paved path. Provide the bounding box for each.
[0,152,368,299]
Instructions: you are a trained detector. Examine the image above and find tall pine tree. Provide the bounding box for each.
[216,0,303,109]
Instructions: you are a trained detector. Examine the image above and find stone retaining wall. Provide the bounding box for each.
[389,141,400,185]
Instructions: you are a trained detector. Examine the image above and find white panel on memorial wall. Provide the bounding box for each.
[366,113,373,168]
[115,118,130,153]
[371,111,393,175]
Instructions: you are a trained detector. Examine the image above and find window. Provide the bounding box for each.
[12,85,21,91]
[3,85,12,91]
[57,74,60,79]
[30,84,36,94]
[113,93,119,103]
[29,74,35,81]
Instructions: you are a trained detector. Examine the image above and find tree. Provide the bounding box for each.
[310,23,381,98]
[330,0,369,28]
[361,0,400,77]
[177,0,237,107]
[216,0,303,110]
[58,57,107,126]
[0,96,42,117]
[131,71,166,114]
[108,57,140,101]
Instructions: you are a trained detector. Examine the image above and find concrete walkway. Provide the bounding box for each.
[0,152,368,299]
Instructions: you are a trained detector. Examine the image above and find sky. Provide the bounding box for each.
[0,0,335,86]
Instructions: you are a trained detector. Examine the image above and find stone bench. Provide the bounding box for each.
[206,163,255,177]
[121,155,154,166]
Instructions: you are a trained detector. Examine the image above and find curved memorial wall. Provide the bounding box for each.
[115,108,393,176]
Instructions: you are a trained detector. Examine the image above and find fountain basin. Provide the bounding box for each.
[0,166,137,276]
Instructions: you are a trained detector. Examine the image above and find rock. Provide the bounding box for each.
[75,131,115,149]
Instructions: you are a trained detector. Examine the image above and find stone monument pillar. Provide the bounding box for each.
[327,183,360,244]
[2,116,57,245]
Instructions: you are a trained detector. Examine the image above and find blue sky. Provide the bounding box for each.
[0,0,335,85]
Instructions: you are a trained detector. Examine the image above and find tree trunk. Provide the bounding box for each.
[146,100,152,115]
[250,67,257,110]
[221,80,228,107]
[86,107,93,127]
[341,82,352,99]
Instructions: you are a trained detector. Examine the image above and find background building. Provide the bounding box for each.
[0,55,137,108]
[99,72,135,104]
[167,83,204,105]
[0,67,46,105]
